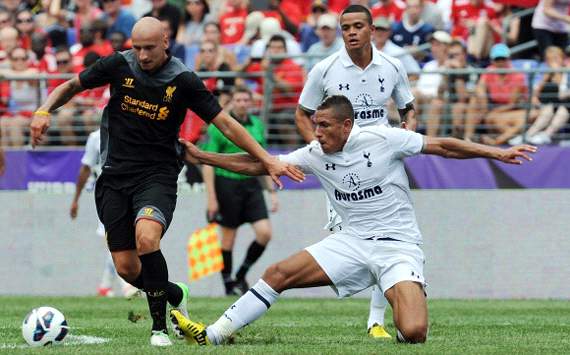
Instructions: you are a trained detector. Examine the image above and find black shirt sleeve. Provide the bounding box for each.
[177,71,223,123]
[79,52,125,89]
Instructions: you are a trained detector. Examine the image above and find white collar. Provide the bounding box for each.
[339,44,383,68]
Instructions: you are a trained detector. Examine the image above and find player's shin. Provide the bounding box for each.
[207,279,279,344]
[140,250,169,332]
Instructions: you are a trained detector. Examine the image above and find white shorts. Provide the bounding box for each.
[305,232,426,298]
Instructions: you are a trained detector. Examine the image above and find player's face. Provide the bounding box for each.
[340,12,373,50]
[132,30,169,72]
[314,108,352,154]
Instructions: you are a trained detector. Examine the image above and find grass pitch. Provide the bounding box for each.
[1,296,569,354]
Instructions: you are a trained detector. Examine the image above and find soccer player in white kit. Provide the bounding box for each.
[295,4,416,338]
[171,95,536,345]
[70,129,138,298]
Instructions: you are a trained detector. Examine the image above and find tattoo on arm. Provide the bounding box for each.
[43,76,84,112]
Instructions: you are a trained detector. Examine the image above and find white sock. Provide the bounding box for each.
[207,279,279,344]
[367,286,388,329]
[100,253,116,289]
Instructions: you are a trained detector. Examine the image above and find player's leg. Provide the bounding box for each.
[384,281,428,343]
[220,226,238,295]
[367,286,391,338]
[235,180,271,294]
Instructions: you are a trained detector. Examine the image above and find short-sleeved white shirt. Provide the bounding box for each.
[298,44,414,127]
[280,125,425,244]
[81,129,101,178]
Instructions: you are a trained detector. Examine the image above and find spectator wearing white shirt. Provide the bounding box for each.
[305,13,343,71]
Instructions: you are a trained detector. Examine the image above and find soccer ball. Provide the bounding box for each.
[22,306,69,347]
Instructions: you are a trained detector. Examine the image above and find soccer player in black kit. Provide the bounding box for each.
[30,17,304,347]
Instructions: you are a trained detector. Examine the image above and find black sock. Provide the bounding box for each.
[221,250,233,283]
[122,268,182,306]
[236,241,266,281]
[139,250,169,332]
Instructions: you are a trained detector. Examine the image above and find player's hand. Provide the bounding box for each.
[498,145,537,164]
[70,201,78,219]
[30,114,51,148]
[269,191,279,213]
[178,138,201,162]
[263,157,304,189]
[206,197,219,222]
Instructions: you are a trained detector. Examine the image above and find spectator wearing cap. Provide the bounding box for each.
[177,0,214,46]
[467,43,535,145]
[305,13,342,70]
[391,0,434,55]
[371,0,406,23]
[250,17,303,65]
[451,0,502,60]
[372,17,420,76]
[531,0,570,59]
[218,0,249,45]
[413,30,451,136]
[239,11,265,45]
[102,0,136,40]
[299,0,330,52]
[143,0,182,39]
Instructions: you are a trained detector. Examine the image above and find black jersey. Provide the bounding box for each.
[79,50,222,183]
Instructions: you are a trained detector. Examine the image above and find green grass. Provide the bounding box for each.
[1,296,569,354]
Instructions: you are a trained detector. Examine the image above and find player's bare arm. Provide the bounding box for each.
[295,106,316,143]
[211,112,305,187]
[423,136,537,164]
[399,102,417,131]
[30,75,85,147]
[70,165,92,219]
[202,165,220,222]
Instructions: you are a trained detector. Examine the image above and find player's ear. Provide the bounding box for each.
[163,33,169,50]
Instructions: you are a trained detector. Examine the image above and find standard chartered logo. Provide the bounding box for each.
[120,95,170,121]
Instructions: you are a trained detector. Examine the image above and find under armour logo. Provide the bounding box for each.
[325,163,336,170]
[339,83,350,90]
[378,76,385,93]
[363,151,372,167]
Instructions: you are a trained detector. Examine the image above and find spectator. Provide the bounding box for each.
[451,0,502,60]
[15,9,39,50]
[438,39,478,138]
[218,0,249,45]
[0,47,38,146]
[416,0,444,30]
[391,0,434,55]
[524,46,570,144]
[1,0,24,17]
[71,22,113,72]
[109,31,128,52]
[298,0,330,52]
[72,0,104,43]
[143,0,182,39]
[195,22,238,71]
[468,44,534,145]
[413,30,450,136]
[0,27,21,69]
[531,0,570,59]
[102,0,136,39]
[372,17,420,75]
[262,0,303,36]
[30,32,56,72]
[0,8,14,30]
[159,17,186,62]
[238,11,265,45]
[305,13,342,71]
[176,0,214,46]
[371,0,406,22]
[197,39,235,107]
[250,17,303,64]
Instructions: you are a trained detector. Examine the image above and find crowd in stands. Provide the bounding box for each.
[0,0,569,147]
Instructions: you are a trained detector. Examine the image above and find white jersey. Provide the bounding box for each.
[298,44,414,127]
[81,130,101,190]
[280,124,425,244]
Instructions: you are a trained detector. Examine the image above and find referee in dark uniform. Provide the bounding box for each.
[30,17,303,346]
[202,86,278,296]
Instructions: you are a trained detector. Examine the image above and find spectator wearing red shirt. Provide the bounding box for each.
[451,0,502,60]
[14,9,42,50]
[30,32,56,73]
[262,0,304,36]
[371,0,406,22]
[466,44,537,145]
[219,0,249,44]
[71,21,113,72]
[73,0,104,43]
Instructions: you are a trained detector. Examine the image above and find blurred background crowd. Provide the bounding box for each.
[0,0,569,148]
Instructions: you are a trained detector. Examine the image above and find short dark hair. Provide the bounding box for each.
[449,39,466,52]
[268,34,287,51]
[231,85,252,98]
[317,95,354,123]
[341,4,373,25]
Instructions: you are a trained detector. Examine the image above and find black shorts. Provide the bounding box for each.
[215,176,269,229]
[95,173,177,251]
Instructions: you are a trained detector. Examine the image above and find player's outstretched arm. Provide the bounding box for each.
[180,139,268,176]
[30,76,85,147]
[295,106,316,143]
[423,136,537,164]
[210,112,305,188]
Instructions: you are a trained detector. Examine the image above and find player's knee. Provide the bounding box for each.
[135,231,160,254]
[115,262,139,282]
[397,323,428,344]
[262,262,291,292]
